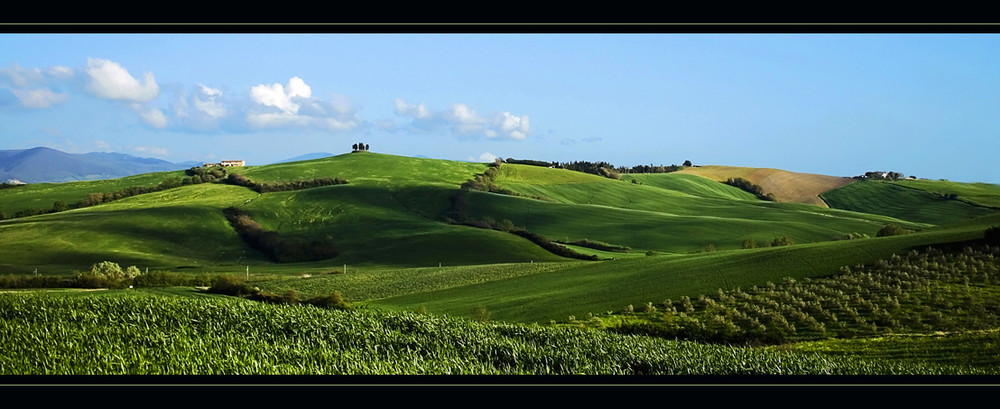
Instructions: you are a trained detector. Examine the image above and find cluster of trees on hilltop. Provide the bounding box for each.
[855,171,906,180]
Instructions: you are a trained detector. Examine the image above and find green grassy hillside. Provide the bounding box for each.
[3,152,999,329]
[0,170,186,217]
[462,164,929,254]
[894,178,1000,208]
[623,172,759,201]
[0,183,264,273]
[370,217,997,323]
[820,180,999,225]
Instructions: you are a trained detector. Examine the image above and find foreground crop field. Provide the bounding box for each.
[0,290,988,375]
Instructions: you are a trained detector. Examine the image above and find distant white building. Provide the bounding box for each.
[204,160,246,167]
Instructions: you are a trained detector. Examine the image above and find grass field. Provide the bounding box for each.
[820,180,999,225]
[0,170,187,217]
[365,218,996,323]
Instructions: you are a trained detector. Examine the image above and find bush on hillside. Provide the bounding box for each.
[770,236,795,247]
[207,274,257,297]
[877,225,916,237]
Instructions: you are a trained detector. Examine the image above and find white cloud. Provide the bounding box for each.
[250,76,310,115]
[0,63,43,87]
[94,140,111,150]
[494,111,530,140]
[0,63,74,109]
[477,152,498,162]
[46,66,74,80]
[393,99,531,141]
[138,106,168,129]
[11,88,68,108]
[85,58,159,102]
[394,98,431,119]
[444,103,488,136]
[247,77,359,132]
[193,84,227,118]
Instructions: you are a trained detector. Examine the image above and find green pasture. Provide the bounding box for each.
[623,172,760,201]
[240,151,487,187]
[820,180,1000,225]
[0,183,264,273]
[894,178,1000,208]
[369,221,994,323]
[0,170,186,216]
[239,183,565,267]
[463,189,927,254]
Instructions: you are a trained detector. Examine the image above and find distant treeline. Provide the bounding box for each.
[503,158,689,179]
[226,173,348,193]
[724,177,775,201]
[223,207,339,263]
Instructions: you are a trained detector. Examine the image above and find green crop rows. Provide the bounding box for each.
[0,290,975,375]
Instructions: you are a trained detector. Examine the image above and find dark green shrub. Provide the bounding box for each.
[771,236,794,246]
[208,274,256,297]
[877,225,915,237]
[305,291,351,310]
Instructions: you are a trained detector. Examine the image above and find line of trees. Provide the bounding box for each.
[226,173,348,193]
[207,274,352,310]
[502,158,689,178]
[222,207,340,263]
[724,177,775,201]
[555,239,632,253]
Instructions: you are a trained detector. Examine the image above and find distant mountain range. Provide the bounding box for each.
[0,147,201,184]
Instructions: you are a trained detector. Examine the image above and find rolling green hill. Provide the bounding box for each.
[2,151,999,328]
[820,180,999,225]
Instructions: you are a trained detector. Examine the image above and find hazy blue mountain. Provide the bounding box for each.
[0,147,199,183]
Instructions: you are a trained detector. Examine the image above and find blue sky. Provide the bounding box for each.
[1,32,998,183]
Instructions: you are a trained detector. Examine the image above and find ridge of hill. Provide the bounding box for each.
[675,165,856,207]
[0,147,199,183]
